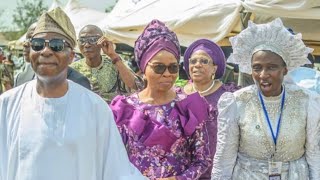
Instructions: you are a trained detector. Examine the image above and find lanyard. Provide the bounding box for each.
[258,88,285,145]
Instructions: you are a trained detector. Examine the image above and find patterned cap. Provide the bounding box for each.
[33,7,76,48]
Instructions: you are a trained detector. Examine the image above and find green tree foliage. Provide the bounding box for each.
[13,0,48,32]
[0,9,22,41]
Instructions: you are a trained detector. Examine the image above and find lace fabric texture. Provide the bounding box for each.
[232,154,308,180]
[212,84,320,180]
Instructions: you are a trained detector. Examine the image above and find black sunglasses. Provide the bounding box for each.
[31,38,70,52]
[78,36,100,45]
[148,63,179,74]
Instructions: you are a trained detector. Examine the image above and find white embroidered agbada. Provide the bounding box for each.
[0,80,146,180]
[211,84,320,180]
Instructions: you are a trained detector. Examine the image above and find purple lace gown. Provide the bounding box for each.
[110,92,212,180]
[199,83,240,180]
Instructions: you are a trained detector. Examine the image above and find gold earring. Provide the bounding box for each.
[212,74,215,80]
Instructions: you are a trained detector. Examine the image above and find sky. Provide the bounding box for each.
[0,0,116,30]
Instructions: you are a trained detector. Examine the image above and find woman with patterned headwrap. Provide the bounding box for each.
[110,20,212,180]
[182,39,240,179]
[212,18,320,180]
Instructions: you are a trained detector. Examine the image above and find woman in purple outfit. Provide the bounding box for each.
[183,39,240,180]
[110,20,212,180]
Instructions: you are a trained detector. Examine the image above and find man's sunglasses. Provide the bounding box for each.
[31,38,70,52]
[148,62,179,74]
[78,36,100,45]
[189,58,212,65]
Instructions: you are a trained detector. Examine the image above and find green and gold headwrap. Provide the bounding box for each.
[33,7,76,48]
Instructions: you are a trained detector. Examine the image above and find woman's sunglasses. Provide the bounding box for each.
[189,58,212,65]
[148,62,179,74]
[31,38,70,52]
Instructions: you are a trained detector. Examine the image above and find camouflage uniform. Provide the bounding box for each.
[0,61,14,94]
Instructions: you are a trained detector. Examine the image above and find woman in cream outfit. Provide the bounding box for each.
[211,18,320,180]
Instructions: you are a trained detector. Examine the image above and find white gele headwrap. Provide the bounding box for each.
[227,18,313,74]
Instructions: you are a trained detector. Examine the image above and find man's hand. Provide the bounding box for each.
[97,36,118,60]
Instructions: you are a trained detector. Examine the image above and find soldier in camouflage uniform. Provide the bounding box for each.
[0,48,14,94]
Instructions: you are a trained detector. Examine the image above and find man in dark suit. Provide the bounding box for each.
[14,23,91,89]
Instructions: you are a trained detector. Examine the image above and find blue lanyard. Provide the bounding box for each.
[258,88,285,145]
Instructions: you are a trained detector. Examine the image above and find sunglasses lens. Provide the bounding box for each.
[78,37,99,45]
[201,59,209,64]
[168,64,179,73]
[189,58,210,65]
[189,58,197,65]
[150,63,179,74]
[153,64,167,74]
[31,38,45,51]
[78,38,86,45]
[50,39,64,52]
[88,37,99,44]
[31,38,66,52]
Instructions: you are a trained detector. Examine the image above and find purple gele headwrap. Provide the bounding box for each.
[183,39,226,79]
[134,19,181,73]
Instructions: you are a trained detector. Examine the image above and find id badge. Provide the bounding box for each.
[268,161,282,180]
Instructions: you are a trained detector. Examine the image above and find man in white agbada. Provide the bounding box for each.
[0,7,145,180]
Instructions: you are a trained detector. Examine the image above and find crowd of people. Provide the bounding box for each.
[0,7,319,180]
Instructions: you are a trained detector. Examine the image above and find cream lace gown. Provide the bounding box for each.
[211,84,320,180]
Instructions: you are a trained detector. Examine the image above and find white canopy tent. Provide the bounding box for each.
[12,0,320,56]
[64,0,110,36]
[243,0,320,55]
[101,0,242,47]
[242,0,320,20]
[100,0,320,55]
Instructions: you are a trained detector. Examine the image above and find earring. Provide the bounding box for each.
[211,73,216,80]
[142,75,148,87]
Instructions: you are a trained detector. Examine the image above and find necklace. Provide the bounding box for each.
[193,80,216,94]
